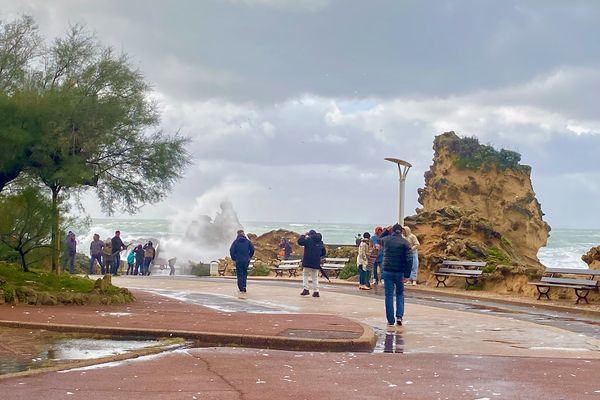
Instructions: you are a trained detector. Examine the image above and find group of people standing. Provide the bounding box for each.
[88,231,156,276]
[229,224,419,327]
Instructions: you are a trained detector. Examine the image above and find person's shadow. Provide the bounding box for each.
[383,332,404,353]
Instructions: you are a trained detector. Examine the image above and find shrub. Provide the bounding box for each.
[249,263,271,276]
[448,135,526,172]
[338,261,358,280]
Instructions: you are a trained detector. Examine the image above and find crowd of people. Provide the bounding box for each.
[229,223,420,327]
[64,230,157,277]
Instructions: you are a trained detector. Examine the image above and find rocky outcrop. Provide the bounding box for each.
[406,132,551,292]
[582,246,600,269]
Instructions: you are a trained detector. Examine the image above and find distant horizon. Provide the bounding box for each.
[88,217,600,232]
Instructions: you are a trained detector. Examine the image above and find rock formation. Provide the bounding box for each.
[582,246,600,269]
[405,132,551,292]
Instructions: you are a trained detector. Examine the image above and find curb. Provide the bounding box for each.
[0,320,376,354]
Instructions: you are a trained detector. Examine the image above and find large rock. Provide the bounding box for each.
[407,132,550,289]
[582,246,600,269]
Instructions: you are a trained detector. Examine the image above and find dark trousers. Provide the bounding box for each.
[373,261,381,283]
[111,253,121,275]
[89,254,103,274]
[102,255,112,274]
[134,259,143,275]
[235,260,249,291]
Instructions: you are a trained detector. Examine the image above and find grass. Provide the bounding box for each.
[339,261,358,280]
[0,262,95,292]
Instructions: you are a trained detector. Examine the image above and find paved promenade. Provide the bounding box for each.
[1,276,600,399]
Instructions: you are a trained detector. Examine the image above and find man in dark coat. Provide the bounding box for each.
[110,230,128,276]
[380,223,413,326]
[298,230,326,297]
[229,230,255,293]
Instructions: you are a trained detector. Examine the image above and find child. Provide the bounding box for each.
[126,250,135,275]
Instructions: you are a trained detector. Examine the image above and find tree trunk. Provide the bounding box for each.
[18,250,29,272]
[50,187,61,274]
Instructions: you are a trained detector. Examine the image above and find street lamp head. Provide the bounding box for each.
[384,157,412,168]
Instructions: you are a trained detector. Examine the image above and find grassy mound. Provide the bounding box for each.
[0,262,134,305]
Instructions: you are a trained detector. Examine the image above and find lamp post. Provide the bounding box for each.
[384,158,412,225]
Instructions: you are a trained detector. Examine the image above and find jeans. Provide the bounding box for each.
[111,253,121,275]
[67,253,76,274]
[373,261,381,283]
[142,258,152,275]
[409,251,419,281]
[235,260,249,291]
[382,271,405,325]
[302,268,319,292]
[89,254,103,274]
[358,265,367,285]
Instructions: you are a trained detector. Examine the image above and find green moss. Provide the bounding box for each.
[445,134,527,172]
[339,261,358,280]
[500,236,512,248]
[486,246,512,270]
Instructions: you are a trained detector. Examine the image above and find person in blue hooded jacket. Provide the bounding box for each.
[229,229,255,293]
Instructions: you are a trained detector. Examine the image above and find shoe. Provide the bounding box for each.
[412,281,417,286]
[312,292,320,298]
[301,289,310,296]
[242,288,247,292]
[396,318,403,326]
[365,285,372,290]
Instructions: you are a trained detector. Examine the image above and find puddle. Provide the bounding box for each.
[0,326,165,375]
[372,327,404,353]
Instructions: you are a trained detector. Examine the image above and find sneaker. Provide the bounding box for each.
[301,289,310,296]
[412,281,417,286]
[242,288,247,292]
[312,292,320,298]
[396,318,403,326]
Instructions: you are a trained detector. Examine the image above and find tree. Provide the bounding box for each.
[0,187,53,272]
[0,16,41,191]
[0,18,192,273]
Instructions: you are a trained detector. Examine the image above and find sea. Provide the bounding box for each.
[80,219,600,269]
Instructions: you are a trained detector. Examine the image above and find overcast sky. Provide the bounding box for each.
[2,0,600,229]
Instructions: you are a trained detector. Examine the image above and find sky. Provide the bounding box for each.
[2,0,600,229]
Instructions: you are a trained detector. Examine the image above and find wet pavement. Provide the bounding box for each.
[1,275,600,399]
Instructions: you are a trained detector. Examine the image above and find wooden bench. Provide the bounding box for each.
[321,257,349,279]
[219,259,255,276]
[271,259,301,277]
[528,268,600,304]
[434,260,487,289]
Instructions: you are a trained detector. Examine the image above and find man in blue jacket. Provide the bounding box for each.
[229,230,255,293]
[298,230,326,297]
[380,223,413,326]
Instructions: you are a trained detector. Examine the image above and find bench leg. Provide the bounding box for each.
[574,289,590,304]
[465,277,478,289]
[536,286,550,300]
[276,270,283,277]
[435,276,447,288]
[334,270,341,279]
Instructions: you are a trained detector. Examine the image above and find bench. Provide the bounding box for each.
[218,259,255,276]
[528,268,600,304]
[271,259,301,277]
[321,257,349,279]
[434,260,487,289]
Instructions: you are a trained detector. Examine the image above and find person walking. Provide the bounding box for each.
[142,241,156,276]
[298,230,326,298]
[403,226,420,285]
[89,233,104,275]
[229,230,255,293]
[357,232,371,290]
[380,223,413,327]
[65,231,77,274]
[133,244,144,275]
[110,230,127,276]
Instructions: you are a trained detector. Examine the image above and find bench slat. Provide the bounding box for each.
[436,268,483,276]
[540,277,598,287]
[324,258,349,262]
[442,260,486,267]
[545,268,600,277]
